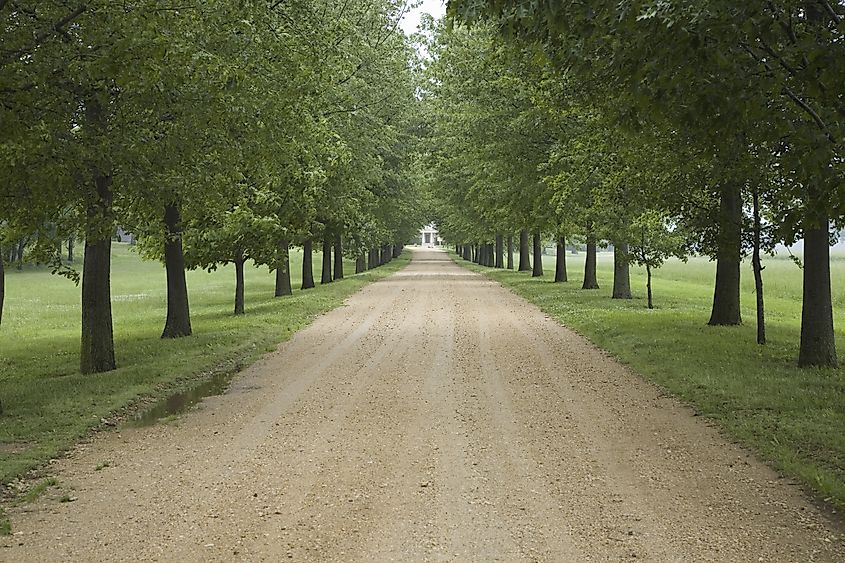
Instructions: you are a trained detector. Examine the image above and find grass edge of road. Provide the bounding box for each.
[448,251,845,514]
[0,252,410,531]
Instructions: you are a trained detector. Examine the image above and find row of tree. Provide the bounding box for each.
[1,1,424,372]
[424,1,843,367]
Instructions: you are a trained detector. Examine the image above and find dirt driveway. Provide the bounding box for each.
[2,248,843,561]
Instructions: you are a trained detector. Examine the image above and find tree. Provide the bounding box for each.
[629,212,686,310]
[448,0,844,366]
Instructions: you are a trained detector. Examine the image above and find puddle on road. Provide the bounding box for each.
[131,369,236,427]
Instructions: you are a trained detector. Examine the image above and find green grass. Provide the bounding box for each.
[0,243,408,485]
[13,478,58,506]
[455,249,845,509]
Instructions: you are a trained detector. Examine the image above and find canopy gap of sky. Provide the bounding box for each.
[400,0,446,36]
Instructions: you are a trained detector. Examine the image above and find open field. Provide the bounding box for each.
[0,244,408,485]
[459,249,845,509]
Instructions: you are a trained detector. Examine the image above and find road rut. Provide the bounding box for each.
[2,248,843,562]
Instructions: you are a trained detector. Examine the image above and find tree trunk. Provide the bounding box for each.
[321,236,333,284]
[507,234,514,269]
[274,238,292,297]
[0,245,5,326]
[612,242,632,299]
[301,239,315,289]
[532,231,543,277]
[80,93,116,374]
[16,238,25,270]
[708,183,742,325]
[751,186,765,345]
[582,228,599,289]
[799,221,837,367]
[518,229,531,271]
[233,248,245,315]
[161,203,192,338]
[334,231,344,280]
[392,244,401,258]
[495,234,503,268]
[81,233,116,373]
[646,263,654,309]
[67,237,74,262]
[355,254,366,274]
[555,235,567,282]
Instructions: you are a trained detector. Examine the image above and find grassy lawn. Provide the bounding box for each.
[0,243,408,486]
[454,249,845,509]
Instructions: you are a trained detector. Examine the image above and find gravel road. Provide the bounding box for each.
[2,248,843,562]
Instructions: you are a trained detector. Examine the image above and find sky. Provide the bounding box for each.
[400,0,446,36]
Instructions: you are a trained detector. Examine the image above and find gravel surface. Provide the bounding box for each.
[2,248,843,562]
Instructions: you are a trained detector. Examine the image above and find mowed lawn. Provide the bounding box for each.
[0,243,408,484]
[463,249,845,509]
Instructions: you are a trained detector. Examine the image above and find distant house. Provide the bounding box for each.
[420,224,442,247]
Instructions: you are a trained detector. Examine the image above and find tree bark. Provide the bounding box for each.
[507,234,514,269]
[233,248,245,315]
[612,242,632,299]
[582,228,599,289]
[301,239,315,289]
[321,236,333,284]
[532,231,543,277]
[334,231,344,280]
[274,238,292,297]
[0,245,5,326]
[16,238,25,270]
[555,235,567,282]
[799,221,837,367]
[161,203,192,338]
[518,229,531,271]
[80,93,116,374]
[751,186,765,345]
[67,237,74,262]
[646,263,654,309]
[708,183,742,325]
[355,253,366,274]
[495,234,503,268]
[81,233,115,373]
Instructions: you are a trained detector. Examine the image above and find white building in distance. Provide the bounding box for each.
[420,224,442,247]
